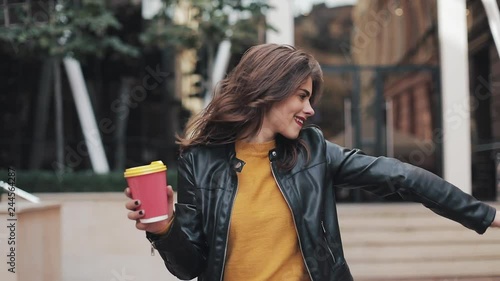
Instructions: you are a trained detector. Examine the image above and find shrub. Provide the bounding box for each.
[0,169,177,193]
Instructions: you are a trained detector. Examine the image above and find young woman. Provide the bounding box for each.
[125,43,500,281]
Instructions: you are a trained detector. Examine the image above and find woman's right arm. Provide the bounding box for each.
[148,153,208,279]
[126,153,208,280]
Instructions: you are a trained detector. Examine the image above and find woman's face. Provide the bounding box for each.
[261,77,315,141]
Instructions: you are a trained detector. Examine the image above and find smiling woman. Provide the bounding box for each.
[177,44,324,170]
[124,43,500,281]
[260,77,315,142]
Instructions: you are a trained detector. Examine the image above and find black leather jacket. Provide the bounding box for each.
[146,127,496,281]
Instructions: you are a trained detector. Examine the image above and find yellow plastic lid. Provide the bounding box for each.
[124,161,167,178]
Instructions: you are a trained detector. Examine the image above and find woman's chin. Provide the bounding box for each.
[281,131,301,140]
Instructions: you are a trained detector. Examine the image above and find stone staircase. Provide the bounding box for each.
[337,203,500,280]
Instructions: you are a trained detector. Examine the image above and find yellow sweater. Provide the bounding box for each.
[223,140,309,281]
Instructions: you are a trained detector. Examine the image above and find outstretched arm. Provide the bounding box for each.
[326,141,497,234]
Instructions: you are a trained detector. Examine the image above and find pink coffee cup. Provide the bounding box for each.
[124,161,169,223]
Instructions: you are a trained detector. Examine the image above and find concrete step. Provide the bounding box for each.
[337,203,500,280]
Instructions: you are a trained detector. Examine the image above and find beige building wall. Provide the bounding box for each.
[0,203,61,281]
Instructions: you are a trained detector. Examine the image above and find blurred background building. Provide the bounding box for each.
[295,0,500,202]
[1,1,500,281]
[0,0,499,201]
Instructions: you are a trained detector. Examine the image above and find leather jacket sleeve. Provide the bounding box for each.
[146,152,208,280]
[325,141,496,234]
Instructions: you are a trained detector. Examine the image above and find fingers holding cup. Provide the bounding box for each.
[124,161,170,224]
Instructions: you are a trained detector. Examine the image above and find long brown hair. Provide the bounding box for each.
[177,43,323,170]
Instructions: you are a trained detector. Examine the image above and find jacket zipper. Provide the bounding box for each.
[147,236,156,256]
[219,172,239,281]
[320,220,336,264]
[271,162,314,281]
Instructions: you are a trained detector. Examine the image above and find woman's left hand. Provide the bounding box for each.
[491,211,500,228]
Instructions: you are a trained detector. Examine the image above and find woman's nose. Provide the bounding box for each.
[304,101,315,117]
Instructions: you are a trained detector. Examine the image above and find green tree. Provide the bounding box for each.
[140,0,272,94]
[0,0,138,58]
[138,0,271,166]
[190,0,271,96]
[0,0,139,172]
[0,0,272,172]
